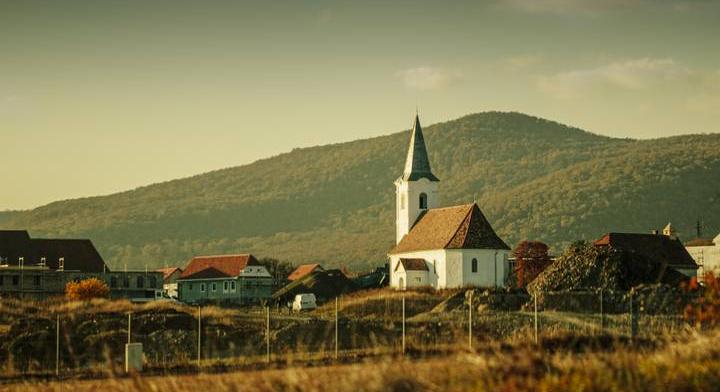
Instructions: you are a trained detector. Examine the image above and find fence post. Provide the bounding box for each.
[55,314,60,377]
[197,306,201,369]
[402,294,406,355]
[599,289,605,332]
[534,294,538,344]
[630,289,638,339]
[335,296,339,360]
[127,312,132,344]
[468,290,473,350]
[266,305,270,363]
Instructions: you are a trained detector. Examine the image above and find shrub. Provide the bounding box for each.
[684,272,720,328]
[65,278,110,301]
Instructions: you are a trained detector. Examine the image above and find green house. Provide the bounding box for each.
[177,254,273,305]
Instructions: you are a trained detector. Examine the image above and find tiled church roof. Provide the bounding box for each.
[390,203,510,254]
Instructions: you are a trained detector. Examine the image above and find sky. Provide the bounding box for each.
[1,0,719,210]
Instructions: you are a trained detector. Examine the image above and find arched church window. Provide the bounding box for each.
[471,258,478,273]
[419,193,428,210]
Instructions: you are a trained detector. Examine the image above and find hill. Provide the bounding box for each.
[3,112,720,271]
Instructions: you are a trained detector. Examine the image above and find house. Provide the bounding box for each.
[156,266,183,298]
[685,232,720,281]
[594,225,698,278]
[177,254,273,305]
[287,263,324,281]
[0,230,163,300]
[272,269,357,305]
[388,114,511,290]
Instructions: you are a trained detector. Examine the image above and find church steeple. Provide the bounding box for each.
[402,114,439,182]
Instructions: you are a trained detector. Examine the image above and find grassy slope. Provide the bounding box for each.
[3,112,720,270]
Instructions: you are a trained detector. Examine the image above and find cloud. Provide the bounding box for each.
[396,67,463,91]
[503,54,543,72]
[537,58,691,99]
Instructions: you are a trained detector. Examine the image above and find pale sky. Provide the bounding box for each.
[2,0,719,210]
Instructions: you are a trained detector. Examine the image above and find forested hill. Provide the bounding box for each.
[3,112,720,271]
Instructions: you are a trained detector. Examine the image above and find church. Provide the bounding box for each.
[388,114,511,290]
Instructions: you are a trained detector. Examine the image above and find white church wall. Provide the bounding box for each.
[687,241,720,282]
[446,249,509,288]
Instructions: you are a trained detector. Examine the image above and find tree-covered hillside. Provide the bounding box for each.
[3,112,719,271]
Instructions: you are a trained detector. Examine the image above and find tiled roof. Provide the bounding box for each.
[156,267,183,280]
[287,263,323,281]
[181,267,229,280]
[595,233,698,268]
[401,114,439,182]
[0,230,108,273]
[395,258,428,272]
[390,203,510,254]
[180,254,259,279]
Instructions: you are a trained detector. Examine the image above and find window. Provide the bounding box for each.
[123,277,130,288]
[415,277,421,283]
[0,275,3,286]
[212,283,217,292]
[231,281,236,291]
[137,276,144,289]
[224,281,229,292]
[400,194,406,209]
[34,276,41,286]
[200,283,206,292]
[188,283,193,291]
[471,258,478,273]
[419,193,428,209]
[12,275,19,286]
[149,276,157,288]
[110,276,118,288]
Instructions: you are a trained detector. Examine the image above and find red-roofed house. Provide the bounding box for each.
[156,267,183,298]
[177,254,272,304]
[287,264,324,281]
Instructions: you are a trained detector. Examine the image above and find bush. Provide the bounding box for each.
[65,278,110,300]
[684,272,720,328]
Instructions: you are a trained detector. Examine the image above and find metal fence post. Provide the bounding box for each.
[402,294,406,355]
[127,312,132,344]
[630,289,638,339]
[197,306,201,369]
[55,314,60,376]
[534,294,538,344]
[599,289,605,332]
[335,296,339,360]
[468,290,473,350]
[266,305,270,363]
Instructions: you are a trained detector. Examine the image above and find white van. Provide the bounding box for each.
[292,293,317,312]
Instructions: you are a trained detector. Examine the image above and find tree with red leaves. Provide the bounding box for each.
[65,278,110,300]
[684,272,720,328]
[512,240,552,288]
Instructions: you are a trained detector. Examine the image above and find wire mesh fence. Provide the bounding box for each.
[0,288,699,378]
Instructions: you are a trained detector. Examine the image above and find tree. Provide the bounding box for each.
[684,272,720,328]
[65,278,110,300]
[257,257,295,282]
[513,240,552,288]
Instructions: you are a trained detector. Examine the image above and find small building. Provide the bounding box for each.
[156,266,183,298]
[0,230,162,300]
[388,114,511,290]
[287,263,324,281]
[685,232,720,281]
[594,228,698,278]
[177,254,272,305]
[272,269,357,305]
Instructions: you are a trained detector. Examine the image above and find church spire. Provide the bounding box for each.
[402,114,439,182]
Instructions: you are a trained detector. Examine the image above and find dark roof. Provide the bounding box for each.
[0,230,108,273]
[685,238,715,247]
[390,203,510,254]
[395,258,428,272]
[287,263,324,281]
[180,254,259,279]
[594,233,698,268]
[272,269,357,302]
[401,114,439,182]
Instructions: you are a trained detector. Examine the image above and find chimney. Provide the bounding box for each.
[651,229,659,235]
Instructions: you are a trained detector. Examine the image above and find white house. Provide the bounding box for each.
[388,114,511,290]
[686,232,720,281]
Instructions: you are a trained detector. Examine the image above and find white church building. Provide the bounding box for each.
[389,114,511,290]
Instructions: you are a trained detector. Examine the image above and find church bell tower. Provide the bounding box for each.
[395,114,439,244]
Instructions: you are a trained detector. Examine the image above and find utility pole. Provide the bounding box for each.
[127,312,132,344]
[266,305,270,363]
[534,295,538,344]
